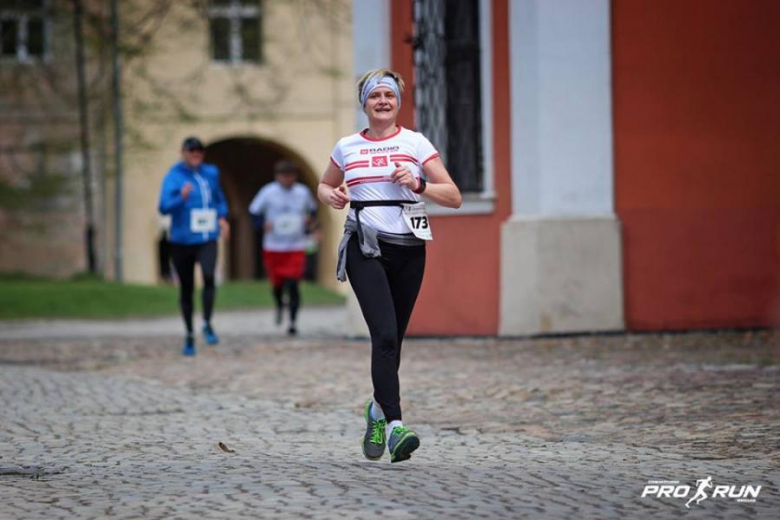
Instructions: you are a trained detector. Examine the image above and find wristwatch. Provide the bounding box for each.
[413,176,427,194]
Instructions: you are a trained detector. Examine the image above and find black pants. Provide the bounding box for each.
[170,240,218,335]
[346,236,426,422]
[158,231,172,281]
[272,279,300,325]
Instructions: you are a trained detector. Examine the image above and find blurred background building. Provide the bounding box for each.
[1,0,778,336]
[0,0,353,287]
[357,0,780,336]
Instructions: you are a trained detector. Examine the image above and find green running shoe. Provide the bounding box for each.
[362,401,386,461]
[388,425,420,463]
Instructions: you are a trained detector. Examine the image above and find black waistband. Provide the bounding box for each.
[350,200,416,209]
[349,200,417,246]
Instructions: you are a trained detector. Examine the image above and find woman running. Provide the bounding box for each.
[318,69,461,462]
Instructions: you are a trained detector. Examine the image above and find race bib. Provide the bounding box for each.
[273,213,304,237]
[190,208,217,233]
[402,202,433,241]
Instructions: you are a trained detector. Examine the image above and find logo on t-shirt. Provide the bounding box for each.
[372,155,389,167]
[361,146,400,155]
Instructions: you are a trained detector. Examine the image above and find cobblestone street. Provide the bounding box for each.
[0,310,778,519]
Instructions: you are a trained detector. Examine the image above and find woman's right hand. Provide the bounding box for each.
[318,160,348,209]
[327,185,350,210]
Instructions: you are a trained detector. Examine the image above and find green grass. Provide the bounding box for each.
[0,275,344,320]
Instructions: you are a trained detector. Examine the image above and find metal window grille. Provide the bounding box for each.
[0,0,50,63]
[414,0,483,192]
[208,0,262,64]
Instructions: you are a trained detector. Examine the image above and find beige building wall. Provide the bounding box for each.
[111,1,354,289]
[0,3,103,279]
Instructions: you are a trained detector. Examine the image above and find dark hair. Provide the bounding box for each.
[181,136,205,151]
[274,160,299,175]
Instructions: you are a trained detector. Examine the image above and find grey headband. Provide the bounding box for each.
[360,75,401,109]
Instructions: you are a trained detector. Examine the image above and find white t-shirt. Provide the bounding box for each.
[330,126,439,235]
[248,182,317,252]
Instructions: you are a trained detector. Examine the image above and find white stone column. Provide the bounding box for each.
[346,0,391,337]
[353,0,390,131]
[500,0,624,335]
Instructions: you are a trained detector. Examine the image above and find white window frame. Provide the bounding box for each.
[426,0,494,216]
[0,0,51,64]
[208,0,263,65]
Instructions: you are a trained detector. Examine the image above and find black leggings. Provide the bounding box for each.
[170,240,218,334]
[346,236,425,422]
[272,280,300,324]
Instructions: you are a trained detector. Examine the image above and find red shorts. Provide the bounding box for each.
[263,250,306,287]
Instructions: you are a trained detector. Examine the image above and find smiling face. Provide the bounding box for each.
[363,86,399,125]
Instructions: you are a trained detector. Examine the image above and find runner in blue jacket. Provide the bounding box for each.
[159,137,230,356]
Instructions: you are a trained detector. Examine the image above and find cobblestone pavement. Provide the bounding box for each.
[0,320,778,519]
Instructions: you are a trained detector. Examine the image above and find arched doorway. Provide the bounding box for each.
[204,137,322,281]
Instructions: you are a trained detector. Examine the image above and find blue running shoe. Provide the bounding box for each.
[388,425,420,463]
[203,323,219,345]
[182,335,196,356]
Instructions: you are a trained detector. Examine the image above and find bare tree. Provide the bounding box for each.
[0,0,349,276]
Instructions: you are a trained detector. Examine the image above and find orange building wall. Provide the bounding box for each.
[392,0,512,336]
[613,0,780,329]
[390,0,416,131]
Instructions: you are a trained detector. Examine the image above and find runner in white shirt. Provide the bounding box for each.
[318,68,462,463]
[249,160,317,335]
[330,126,440,235]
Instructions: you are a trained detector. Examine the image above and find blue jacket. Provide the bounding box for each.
[158,161,229,245]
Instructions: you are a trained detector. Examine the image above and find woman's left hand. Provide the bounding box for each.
[391,162,419,190]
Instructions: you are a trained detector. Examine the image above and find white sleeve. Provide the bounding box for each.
[416,134,440,166]
[248,187,267,215]
[305,188,317,213]
[330,139,345,170]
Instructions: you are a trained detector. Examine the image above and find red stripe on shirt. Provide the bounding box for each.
[346,176,393,187]
[422,152,440,165]
[345,161,370,171]
[389,154,419,164]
